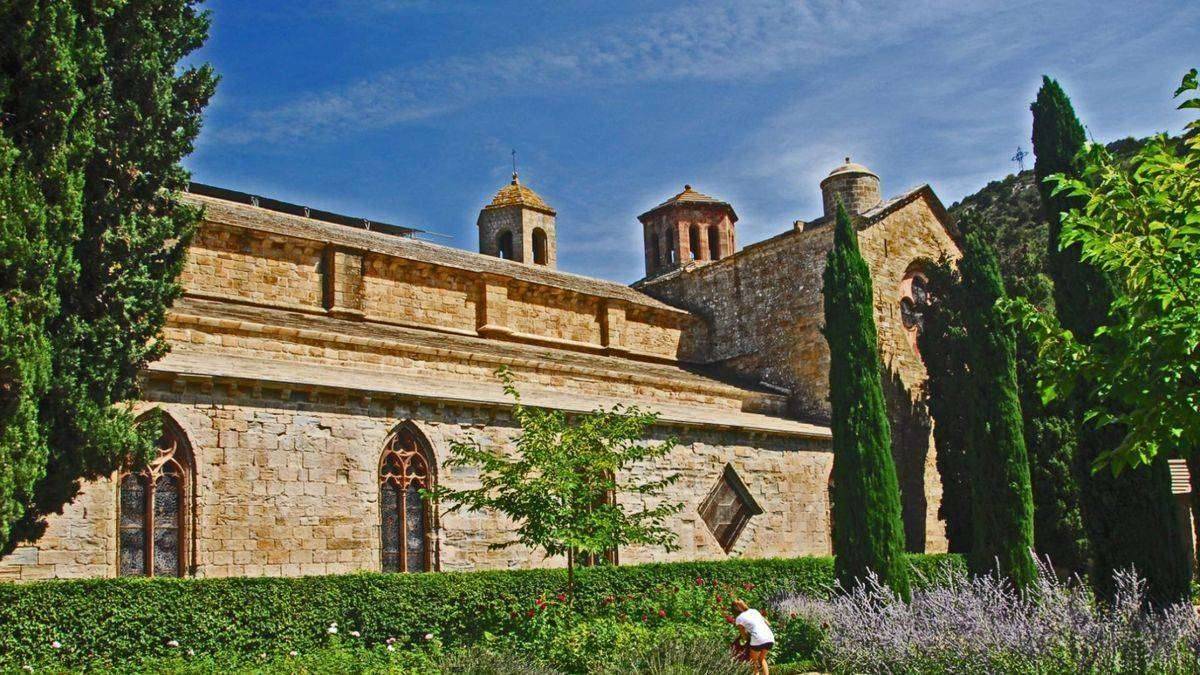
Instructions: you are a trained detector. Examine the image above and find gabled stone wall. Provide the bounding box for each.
[639,191,959,552]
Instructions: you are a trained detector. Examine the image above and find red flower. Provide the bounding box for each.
[641,614,648,622]
[743,583,754,590]
[790,612,797,619]
[716,595,723,602]
[657,609,666,618]
[724,615,735,624]
[510,612,517,619]
[683,611,691,618]
[556,593,567,602]
[527,609,536,618]
[695,577,704,585]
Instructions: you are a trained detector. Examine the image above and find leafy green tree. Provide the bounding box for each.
[1011,72,1194,604]
[822,202,910,599]
[0,1,216,553]
[957,221,1037,588]
[429,367,683,602]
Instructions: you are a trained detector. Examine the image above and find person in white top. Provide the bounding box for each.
[732,598,774,675]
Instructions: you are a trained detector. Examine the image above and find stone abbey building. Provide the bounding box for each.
[0,160,961,581]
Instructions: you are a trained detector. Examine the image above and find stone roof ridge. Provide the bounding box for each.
[187,192,686,315]
[482,172,556,215]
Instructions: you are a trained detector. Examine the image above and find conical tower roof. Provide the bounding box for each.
[638,184,737,221]
[483,173,556,215]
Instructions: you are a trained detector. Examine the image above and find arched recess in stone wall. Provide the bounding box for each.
[531,228,548,265]
[883,257,939,552]
[118,411,196,578]
[379,421,439,573]
[497,230,515,260]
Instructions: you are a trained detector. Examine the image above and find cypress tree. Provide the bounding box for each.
[1032,76,1191,604]
[0,2,216,552]
[916,260,973,554]
[823,202,910,599]
[958,222,1036,588]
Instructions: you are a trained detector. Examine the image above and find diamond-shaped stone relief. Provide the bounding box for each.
[698,464,763,552]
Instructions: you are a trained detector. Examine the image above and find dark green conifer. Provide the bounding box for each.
[1032,76,1190,604]
[0,2,216,553]
[957,223,1036,588]
[823,202,910,599]
[916,261,973,554]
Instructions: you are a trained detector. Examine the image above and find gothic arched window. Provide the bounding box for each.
[575,471,618,566]
[119,416,193,577]
[380,424,436,573]
[497,230,515,260]
[532,228,548,265]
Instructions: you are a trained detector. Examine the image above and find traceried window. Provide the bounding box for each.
[380,424,436,573]
[575,472,618,567]
[119,416,192,577]
[698,465,763,552]
[899,270,931,355]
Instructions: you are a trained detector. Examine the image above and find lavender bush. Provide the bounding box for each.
[772,560,1200,674]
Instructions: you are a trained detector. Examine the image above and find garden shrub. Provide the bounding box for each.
[772,560,1200,674]
[0,554,959,670]
[772,614,826,669]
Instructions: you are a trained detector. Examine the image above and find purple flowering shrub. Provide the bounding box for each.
[771,560,1200,673]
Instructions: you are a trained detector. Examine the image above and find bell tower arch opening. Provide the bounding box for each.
[638,185,737,278]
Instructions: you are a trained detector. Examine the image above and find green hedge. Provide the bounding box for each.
[0,553,961,670]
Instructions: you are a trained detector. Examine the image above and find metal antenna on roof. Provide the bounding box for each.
[1011,147,1029,172]
[511,149,519,183]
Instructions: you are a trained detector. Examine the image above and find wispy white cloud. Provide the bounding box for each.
[213,0,998,144]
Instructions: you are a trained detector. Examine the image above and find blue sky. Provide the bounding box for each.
[186,1,1197,283]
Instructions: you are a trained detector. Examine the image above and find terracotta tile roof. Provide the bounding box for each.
[639,184,737,221]
[483,173,556,215]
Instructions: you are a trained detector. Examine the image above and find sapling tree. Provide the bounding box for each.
[428,367,683,602]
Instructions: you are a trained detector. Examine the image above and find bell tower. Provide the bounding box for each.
[477,172,557,268]
[638,185,738,278]
[820,157,882,217]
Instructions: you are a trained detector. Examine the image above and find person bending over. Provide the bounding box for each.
[732,598,774,675]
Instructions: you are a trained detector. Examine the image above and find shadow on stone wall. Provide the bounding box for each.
[882,367,932,553]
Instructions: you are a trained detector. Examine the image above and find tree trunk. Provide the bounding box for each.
[566,549,575,609]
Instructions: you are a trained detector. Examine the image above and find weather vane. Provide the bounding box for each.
[1011,146,1029,172]
[512,149,518,179]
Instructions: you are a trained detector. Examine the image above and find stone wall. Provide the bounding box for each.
[639,190,959,552]
[184,197,701,363]
[0,378,833,580]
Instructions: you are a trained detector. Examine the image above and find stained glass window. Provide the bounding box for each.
[379,425,435,573]
[118,418,191,577]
